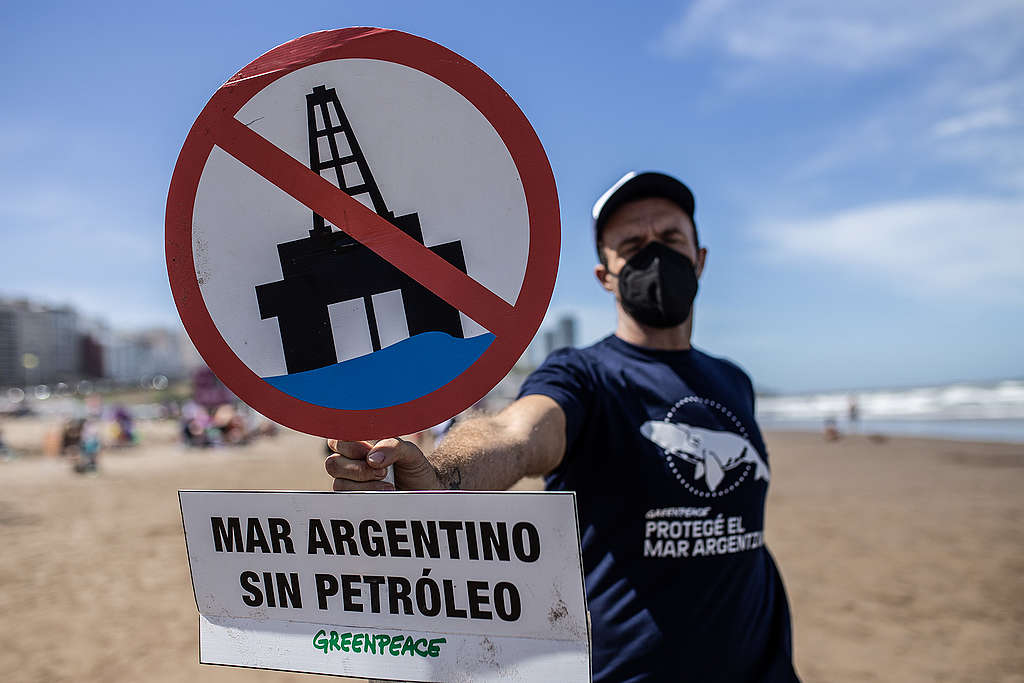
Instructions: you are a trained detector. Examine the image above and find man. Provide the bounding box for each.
[327,172,799,682]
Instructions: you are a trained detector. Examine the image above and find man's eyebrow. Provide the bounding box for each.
[615,235,644,249]
[657,225,689,238]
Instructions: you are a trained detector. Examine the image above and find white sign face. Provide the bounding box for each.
[193,58,529,377]
[179,491,590,682]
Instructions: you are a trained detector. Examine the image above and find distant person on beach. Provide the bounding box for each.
[824,416,841,441]
[61,418,84,457]
[848,395,860,432]
[112,405,136,446]
[180,400,211,447]
[73,419,101,473]
[326,172,799,682]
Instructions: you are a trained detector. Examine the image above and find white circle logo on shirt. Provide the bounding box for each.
[640,397,771,498]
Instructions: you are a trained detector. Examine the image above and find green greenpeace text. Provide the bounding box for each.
[313,629,446,658]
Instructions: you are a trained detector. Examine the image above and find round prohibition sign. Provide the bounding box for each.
[166,28,559,440]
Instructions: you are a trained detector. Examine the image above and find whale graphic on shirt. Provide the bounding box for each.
[640,420,771,492]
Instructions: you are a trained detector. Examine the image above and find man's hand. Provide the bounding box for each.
[326,396,567,493]
[325,438,442,491]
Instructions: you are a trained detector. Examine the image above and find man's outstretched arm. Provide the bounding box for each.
[325,394,566,492]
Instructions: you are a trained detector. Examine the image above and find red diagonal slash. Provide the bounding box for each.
[215,114,518,338]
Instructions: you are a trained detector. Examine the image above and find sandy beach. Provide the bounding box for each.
[0,419,1021,682]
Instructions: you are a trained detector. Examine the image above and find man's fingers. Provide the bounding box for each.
[369,438,439,488]
[324,454,388,482]
[366,438,420,469]
[332,477,395,492]
[326,436,439,491]
[326,439,374,460]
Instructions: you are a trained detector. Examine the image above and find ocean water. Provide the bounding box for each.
[263,332,495,410]
[756,380,1024,443]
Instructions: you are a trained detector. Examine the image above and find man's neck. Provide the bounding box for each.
[614,306,693,351]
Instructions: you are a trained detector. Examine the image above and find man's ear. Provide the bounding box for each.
[695,246,708,279]
[594,263,615,293]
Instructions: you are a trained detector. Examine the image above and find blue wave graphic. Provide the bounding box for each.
[262,332,495,410]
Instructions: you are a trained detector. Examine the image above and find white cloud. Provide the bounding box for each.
[657,3,1024,192]
[657,0,1024,72]
[755,197,1024,299]
[783,74,1024,186]
[932,106,1015,138]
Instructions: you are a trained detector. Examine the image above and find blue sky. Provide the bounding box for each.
[1,1,1021,393]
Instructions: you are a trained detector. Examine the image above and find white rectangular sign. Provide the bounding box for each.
[179,490,590,681]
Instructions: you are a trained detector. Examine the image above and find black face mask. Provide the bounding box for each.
[613,241,699,328]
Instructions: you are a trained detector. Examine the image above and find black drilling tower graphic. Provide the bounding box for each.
[256,85,467,375]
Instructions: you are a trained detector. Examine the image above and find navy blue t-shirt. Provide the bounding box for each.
[518,335,797,683]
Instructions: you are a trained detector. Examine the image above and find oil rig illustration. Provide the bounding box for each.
[256,85,467,375]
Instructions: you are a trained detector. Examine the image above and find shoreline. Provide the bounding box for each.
[760,420,1024,445]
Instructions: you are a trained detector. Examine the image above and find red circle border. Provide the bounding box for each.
[165,28,559,440]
